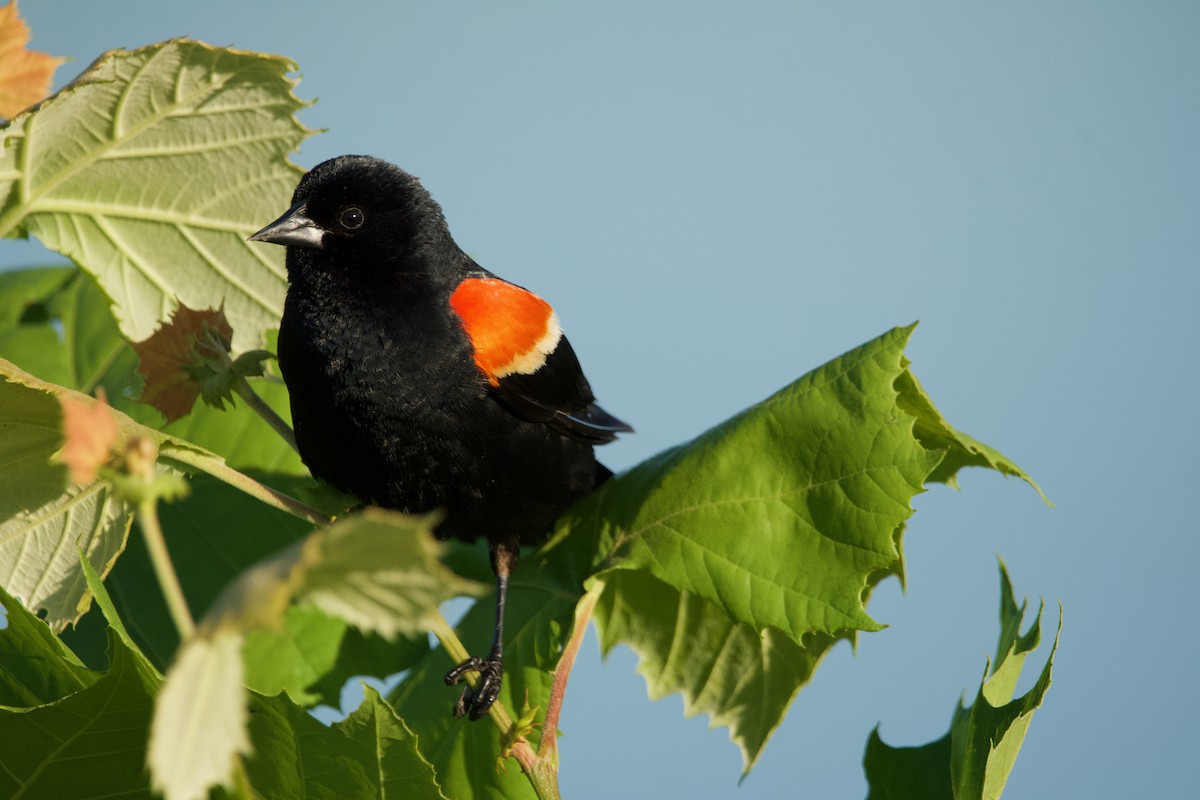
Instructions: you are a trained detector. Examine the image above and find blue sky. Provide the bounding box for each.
[11,3,1199,797]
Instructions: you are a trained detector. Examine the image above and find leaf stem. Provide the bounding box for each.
[230,373,298,453]
[159,444,331,526]
[538,583,600,762]
[138,495,196,639]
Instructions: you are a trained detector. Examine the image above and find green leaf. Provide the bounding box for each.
[592,570,831,773]
[386,324,1040,784]
[0,361,135,630]
[242,604,346,704]
[863,729,954,800]
[148,509,479,800]
[0,266,138,395]
[333,686,447,800]
[0,347,307,635]
[0,629,159,800]
[528,324,1038,774]
[894,369,1047,501]
[306,624,430,708]
[0,40,313,353]
[203,508,482,640]
[299,510,483,639]
[0,582,96,707]
[864,563,1060,800]
[244,688,446,800]
[567,325,945,646]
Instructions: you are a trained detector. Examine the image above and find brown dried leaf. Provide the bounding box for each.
[0,1,65,118]
[132,304,233,423]
[58,389,120,485]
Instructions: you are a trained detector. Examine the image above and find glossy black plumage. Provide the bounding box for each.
[250,155,629,719]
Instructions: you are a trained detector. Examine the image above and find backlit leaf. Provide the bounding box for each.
[0,39,312,352]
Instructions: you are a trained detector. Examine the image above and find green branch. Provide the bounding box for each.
[159,444,331,526]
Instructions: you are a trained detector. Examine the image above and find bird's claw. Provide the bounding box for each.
[445,655,503,720]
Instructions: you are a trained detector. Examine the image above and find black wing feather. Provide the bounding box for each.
[491,335,632,444]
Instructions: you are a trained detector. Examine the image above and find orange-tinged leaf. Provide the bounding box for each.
[58,389,120,485]
[132,304,233,423]
[0,1,64,118]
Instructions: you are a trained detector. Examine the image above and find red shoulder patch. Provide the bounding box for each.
[449,277,563,386]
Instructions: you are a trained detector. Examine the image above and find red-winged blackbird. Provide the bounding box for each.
[249,155,631,720]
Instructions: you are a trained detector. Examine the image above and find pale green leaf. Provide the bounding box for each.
[203,508,481,641]
[148,630,249,800]
[300,510,483,640]
[0,39,313,352]
[0,355,259,631]
[0,362,134,629]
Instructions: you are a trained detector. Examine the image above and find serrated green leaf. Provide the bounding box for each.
[864,564,1060,800]
[244,688,446,800]
[0,40,313,352]
[201,508,481,640]
[592,570,831,773]
[0,629,159,800]
[333,686,447,800]
[522,324,1038,777]
[949,604,1058,798]
[300,510,483,640]
[895,368,1047,501]
[560,325,944,648]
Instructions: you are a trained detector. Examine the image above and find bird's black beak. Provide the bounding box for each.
[248,200,325,249]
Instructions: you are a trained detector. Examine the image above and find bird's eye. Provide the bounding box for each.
[339,207,365,230]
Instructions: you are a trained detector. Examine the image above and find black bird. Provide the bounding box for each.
[249,155,631,720]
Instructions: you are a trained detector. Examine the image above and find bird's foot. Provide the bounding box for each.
[445,654,503,720]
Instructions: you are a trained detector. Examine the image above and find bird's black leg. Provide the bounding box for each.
[445,542,515,720]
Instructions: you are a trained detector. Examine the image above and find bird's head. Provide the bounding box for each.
[249,155,453,277]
